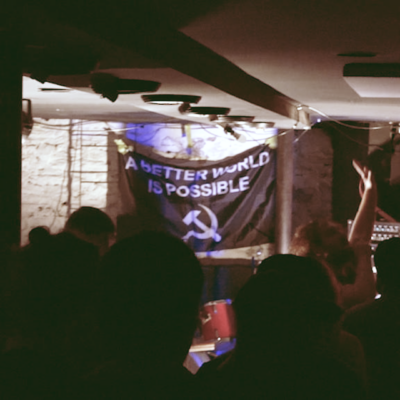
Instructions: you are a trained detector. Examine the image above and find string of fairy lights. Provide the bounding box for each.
[29,106,396,230]
[32,103,396,152]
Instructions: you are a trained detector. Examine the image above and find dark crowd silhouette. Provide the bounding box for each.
[0,159,396,399]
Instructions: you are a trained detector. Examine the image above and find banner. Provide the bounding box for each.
[123,145,276,252]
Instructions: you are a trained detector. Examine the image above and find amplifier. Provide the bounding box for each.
[347,220,400,251]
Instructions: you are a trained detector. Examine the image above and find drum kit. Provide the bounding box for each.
[200,299,236,341]
[186,299,236,373]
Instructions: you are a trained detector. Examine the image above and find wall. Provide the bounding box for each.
[21,119,122,245]
[327,122,369,225]
[21,121,337,303]
[292,123,374,234]
[22,121,336,247]
[292,128,334,233]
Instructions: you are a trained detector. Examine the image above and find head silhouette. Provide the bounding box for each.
[64,207,115,256]
[15,232,99,352]
[97,230,203,366]
[374,237,400,296]
[28,226,51,246]
[290,219,356,285]
[234,254,342,354]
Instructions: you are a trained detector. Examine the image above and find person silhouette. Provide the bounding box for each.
[80,230,204,399]
[197,255,366,400]
[290,160,377,310]
[344,237,400,400]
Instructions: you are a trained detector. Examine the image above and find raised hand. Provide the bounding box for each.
[353,159,374,191]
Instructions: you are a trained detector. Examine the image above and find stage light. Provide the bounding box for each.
[141,94,201,105]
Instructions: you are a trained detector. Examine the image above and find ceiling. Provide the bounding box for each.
[20,0,400,129]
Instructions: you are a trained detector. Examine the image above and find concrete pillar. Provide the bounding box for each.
[275,130,294,254]
[0,19,22,248]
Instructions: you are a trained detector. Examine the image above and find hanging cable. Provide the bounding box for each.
[306,106,390,130]
[329,124,385,150]
[292,129,310,143]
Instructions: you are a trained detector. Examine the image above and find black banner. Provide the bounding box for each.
[123,145,276,252]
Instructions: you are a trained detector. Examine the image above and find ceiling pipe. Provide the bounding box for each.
[29,2,310,126]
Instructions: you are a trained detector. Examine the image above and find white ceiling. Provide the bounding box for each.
[22,0,400,129]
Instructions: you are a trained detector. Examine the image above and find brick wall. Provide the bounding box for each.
[292,128,333,234]
[21,119,122,245]
[21,122,335,247]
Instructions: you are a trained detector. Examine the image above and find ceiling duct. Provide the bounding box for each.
[32,3,310,126]
[343,63,400,98]
[25,46,98,84]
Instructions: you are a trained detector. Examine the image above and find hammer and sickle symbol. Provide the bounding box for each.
[182,204,222,242]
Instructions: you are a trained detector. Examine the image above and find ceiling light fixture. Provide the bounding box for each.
[141,94,201,105]
[178,102,230,118]
[249,122,275,128]
[189,107,230,117]
[39,88,71,92]
[214,115,255,124]
[90,73,161,102]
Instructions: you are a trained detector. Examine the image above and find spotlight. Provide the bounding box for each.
[90,73,161,102]
[390,122,400,135]
[178,102,192,114]
[224,125,247,143]
[141,94,201,105]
